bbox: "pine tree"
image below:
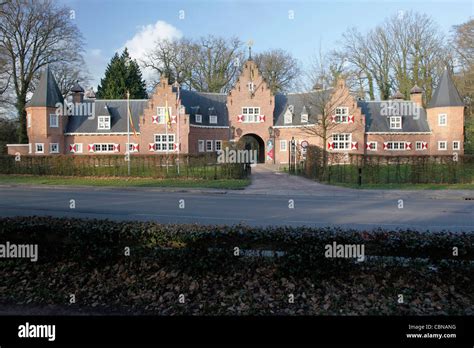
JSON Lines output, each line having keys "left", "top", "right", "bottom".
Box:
{"left": 96, "top": 48, "right": 147, "bottom": 99}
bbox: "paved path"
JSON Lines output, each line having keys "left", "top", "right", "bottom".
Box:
{"left": 0, "top": 168, "right": 472, "bottom": 231}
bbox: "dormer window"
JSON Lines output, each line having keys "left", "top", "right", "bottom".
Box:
{"left": 209, "top": 115, "right": 217, "bottom": 124}
{"left": 301, "top": 113, "right": 308, "bottom": 123}
{"left": 195, "top": 114, "right": 202, "bottom": 123}
{"left": 335, "top": 107, "right": 348, "bottom": 123}
{"left": 284, "top": 105, "right": 294, "bottom": 124}
{"left": 98, "top": 116, "right": 110, "bottom": 130}
{"left": 389, "top": 116, "right": 402, "bottom": 129}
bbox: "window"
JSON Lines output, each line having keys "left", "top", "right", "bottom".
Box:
{"left": 27, "top": 114, "right": 31, "bottom": 128}
{"left": 415, "top": 141, "right": 423, "bottom": 151}
{"left": 438, "top": 114, "right": 447, "bottom": 126}
{"left": 195, "top": 114, "right": 202, "bottom": 123}
{"left": 280, "top": 140, "right": 287, "bottom": 151}
{"left": 209, "top": 115, "right": 217, "bottom": 124}
{"left": 301, "top": 113, "right": 308, "bottom": 123}
{"left": 332, "top": 133, "right": 351, "bottom": 150}
{"left": 198, "top": 140, "right": 205, "bottom": 152}
{"left": 94, "top": 144, "right": 115, "bottom": 152}
{"left": 35, "top": 143, "right": 44, "bottom": 154}
{"left": 284, "top": 107, "right": 293, "bottom": 124}
{"left": 335, "top": 107, "right": 349, "bottom": 123}
{"left": 215, "top": 140, "right": 222, "bottom": 151}
{"left": 453, "top": 141, "right": 460, "bottom": 150}
{"left": 154, "top": 134, "right": 175, "bottom": 152}
{"left": 74, "top": 143, "right": 83, "bottom": 153}
{"left": 49, "top": 143, "right": 59, "bottom": 153}
{"left": 242, "top": 107, "right": 260, "bottom": 123}
{"left": 206, "top": 140, "right": 213, "bottom": 152}
{"left": 438, "top": 141, "right": 447, "bottom": 151}
{"left": 386, "top": 141, "right": 406, "bottom": 151}
{"left": 247, "top": 82, "right": 255, "bottom": 92}
{"left": 98, "top": 116, "right": 110, "bottom": 130}
{"left": 127, "top": 143, "right": 139, "bottom": 153}
{"left": 49, "top": 114, "right": 59, "bottom": 128}
{"left": 367, "top": 142, "right": 377, "bottom": 151}
{"left": 389, "top": 116, "right": 402, "bottom": 129}
{"left": 157, "top": 107, "right": 172, "bottom": 124}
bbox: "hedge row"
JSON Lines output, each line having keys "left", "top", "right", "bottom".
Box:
{"left": 0, "top": 217, "right": 472, "bottom": 277}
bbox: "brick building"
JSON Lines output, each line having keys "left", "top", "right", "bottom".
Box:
{"left": 7, "top": 59, "right": 465, "bottom": 164}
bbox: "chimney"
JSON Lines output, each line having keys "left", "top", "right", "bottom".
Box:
{"left": 410, "top": 85, "right": 423, "bottom": 106}
{"left": 71, "top": 81, "right": 84, "bottom": 103}
{"left": 391, "top": 91, "right": 404, "bottom": 100}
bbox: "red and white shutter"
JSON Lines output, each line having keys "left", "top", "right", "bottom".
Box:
{"left": 152, "top": 115, "right": 159, "bottom": 124}
{"left": 351, "top": 141, "right": 358, "bottom": 150}
{"left": 259, "top": 114, "right": 265, "bottom": 122}
{"left": 330, "top": 115, "right": 337, "bottom": 123}
{"left": 327, "top": 141, "right": 334, "bottom": 150}
{"left": 113, "top": 144, "right": 120, "bottom": 152}
{"left": 88, "top": 144, "right": 95, "bottom": 153}
{"left": 422, "top": 142, "right": 428, "bottom": 150}
{"left": 237, "top": 114, "right": 243, "bottom": 123}
{"left": 174, "top": 143, "right": 180, "bottom": 151}
{"left": 148, "top": 143, "right": 156, "bottom": 152}
{"left": 365, "top": 142, "right": 371, "bottom": 150}
{"left": 348, "top": 115, "right": 355, "bottom": 123}
{"left": 171, "top": 115, "right": 177, "bottom": 124}
{"left": 69, "top": 144, "right": 76, "bottom": 153}
{"left": 405, "top": 142, "right": 412, "bottom": 150}
{"left": 383, "top": 142, "right": 388, "bottom": 150}
{"left": 132, "top": 144, "right": 139, "bottom": 152}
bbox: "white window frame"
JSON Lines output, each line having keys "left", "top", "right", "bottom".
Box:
{"left": 126, "top": 143, "right": 139, "bottom": 153}
{"left": 284, "top": 109, "right": 293, "bottom": 124}
{"left": 280, "top": 140, "right": 287, "bottom": 151}
{"left": 438, "top": 141, "right": 447, "bottom": 151}
{"left": 215, "top": 140, "right": 222, "bottom": 151}
{"left": 389, "top": 116, "right": 402, "bottom": 129}
{"left": 27, "top": 114, "right": 31, "bottom": 128}
{"left": 98, "top": 116, "right": 111, "bottom": 130}
{"left": 209, "top": 115, "right": 217, "bottom": 124}
{"left": 332, "top": 133, "right": 352, "bottom": 150}
{"left": 386, "top": 141, "right": 407, "bottom": 151}
{"left": 206, "top": 140, "right": 213, "bottom": 152}
{"left": 335, "top": 107, "right": 349, "bottom": 123}
{"left": 49, "top": 114, "right": 59, "bottom": 128}
{"left": 157, "top": 107, "right": 172, "bottom": 124}
{"left": 301, "top": 113, "right": 308, "bottom": 123}
{"left": 49, "top": 143, "right": 59, "bottom": 154}
{"left": 415, "top": 141, "right": 423, "bottom": 151}
{"left": 438, "top": 113, "right": 447, "bottom": 126}
{"left": 75, "top": 143, "right": 83, "bottom": 154}
{"left": 35, "top": 143, "right": 44, "bottom": 154}
{"left": 94, "top": 143, "right": 115, "bottom": 153}
{"left": 198, "top": 140, "right": 205, "bottom": 152}
{"left": 242, "top": 107, "right": 261, "bottom": 123}
{"left": 195, "top": 114, "right": 202, "bottom": 123}
{"left": 453, "top": 141, "right": 460, "bottom": 151}
{"left": 367, "top": 141, "right": 377, "bottom": 151}
{"left": 154, "top": 134, "right": 175, "bottom": 152}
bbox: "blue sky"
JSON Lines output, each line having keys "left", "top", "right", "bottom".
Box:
{"left": 60, "top": 0, "right": 473, "bottom": 88}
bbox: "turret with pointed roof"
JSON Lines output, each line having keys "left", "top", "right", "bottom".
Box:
{"left": 428, "top": 69, "right": 464, "bottom": 108}
{"left": 28, "top": 66, "right": 64, "bottom": 108}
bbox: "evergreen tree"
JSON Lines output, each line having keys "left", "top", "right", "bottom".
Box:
{"left": 96, "top": 48, "right": 147, "bottom": 99}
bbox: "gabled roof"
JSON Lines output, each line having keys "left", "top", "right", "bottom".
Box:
{"left": 28, "top": 66, "right": 64, "bottom": 108}
{"left": 358, "top": 101, "right": 430, "bottom": 133}
{"left": 65, "top": 99, "right": 148, "bottom": 133}
{"left": 180, "top": 90, "right": 228, "bottom": 126}
{"left": 428, "top": 69, "right": 464, "bottom": 108}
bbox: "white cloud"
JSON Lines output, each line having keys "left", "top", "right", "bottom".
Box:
{"left": 121, "top": 21, "right": 182, "bottom": 81}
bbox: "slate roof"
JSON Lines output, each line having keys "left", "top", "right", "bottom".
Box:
{"left": 358, "top": 101, "right": 431, "bottom": 133}
{"left": 71, "top": 81, "right": 85, "bottom": 93}
{"left": 180, "top": 90, "right": 229, "bottom": 126}
{"left": 27, "top": 66, "right": 64, "bottom": 108}
{"left": 428, "top": 69, "right": 464, "bottom": 108}
{"left": 274, "top": 90, "right": 331, "bottom": 126}
{"left": 65, "top": 100, "right": 148, "bottom": 133}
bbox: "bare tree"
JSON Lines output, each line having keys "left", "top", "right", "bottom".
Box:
{"left": 0, "top": 0, "right": 85, "bottom": 143}
{"left": 253, "top": 49, "right": 300, "bottom": 93}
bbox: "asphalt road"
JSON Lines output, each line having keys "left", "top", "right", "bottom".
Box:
{"left": 0, "top": 185, "right": 472, "bottom": 232}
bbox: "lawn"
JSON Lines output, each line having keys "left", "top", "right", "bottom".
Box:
{"left": 0, "top": 174, "right": 250, "bottom": 190}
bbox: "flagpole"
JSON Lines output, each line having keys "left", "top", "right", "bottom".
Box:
{"left": 176, "top": 84, "right": 180, "bottom": 176}
{"left": 127, "top": 90, "right": 130, "bottom": 176}
{"left": 165, "top": 97, "right": 169, "bottom": 173}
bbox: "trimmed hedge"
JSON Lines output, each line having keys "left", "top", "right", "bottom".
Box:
{"left": 0, "top": 217, "right": 472, "bottom": 277}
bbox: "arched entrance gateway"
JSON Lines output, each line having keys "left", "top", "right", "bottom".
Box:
{"left": 238, "top": 134, "right": 265, "bottom": 164}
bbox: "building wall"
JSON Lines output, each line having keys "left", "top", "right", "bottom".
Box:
{"left": 427, "top": 106, "right": 464, "bottom": 155}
